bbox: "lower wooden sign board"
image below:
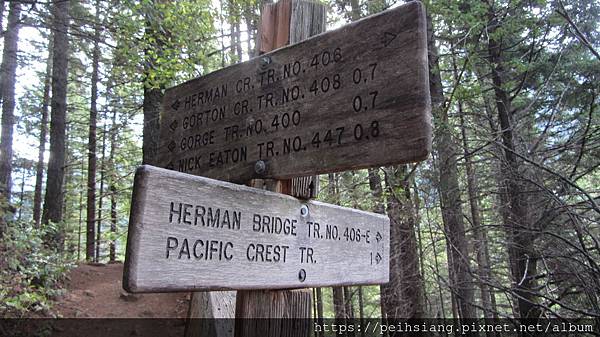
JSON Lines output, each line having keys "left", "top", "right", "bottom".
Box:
{"left": 123, "top": 165, "right": 389, "bottom": 292}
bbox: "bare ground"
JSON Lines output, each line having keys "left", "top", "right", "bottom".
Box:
{"left": 14, "top": 262, "right": 194, "bottom": 337}
{"left": 53, "top": 262, "right": 189, "bottom": 318}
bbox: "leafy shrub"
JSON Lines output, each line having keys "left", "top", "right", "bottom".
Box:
{"left": 0, "top": 220, "right": 74, "bottom": 317}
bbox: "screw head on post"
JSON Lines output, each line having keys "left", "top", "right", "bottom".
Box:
{"left": 300, "top": 205, "right": 309, "bottom": 217}
{"left": 260, "top": 56, "right": 272, "bottom": 66}
{"left": 254, "top": 160, "right": 266, "bottom": 175}
{"left": 298, "top": 269, "right": 306, "bottom": 282}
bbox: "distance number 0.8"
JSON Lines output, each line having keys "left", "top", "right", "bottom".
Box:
{"left": 354, "top": 121, "right": 380, "bottom": 141}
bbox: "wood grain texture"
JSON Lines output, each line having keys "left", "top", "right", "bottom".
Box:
{"left": 286, "top": 0, "right": 325, "bottom": 200}
{"left": 123, "top": 165, "right": 389, "bottom": 293}
{"left": 234, "top": 289, "right": 311, "bottom": 337}
{"left": 185, "top": 291, "right": 236, "bottom": 337}
{"left": 259, "top": 0, "right": 292, "bottom": 54}
{"left": 157, "top": 1, "right": 431, "bottom": 183}
{"left": 235, "top": 4, "right": 322, "bottom": 335}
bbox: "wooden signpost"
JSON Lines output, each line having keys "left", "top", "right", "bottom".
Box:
{"left": 124, "top": 165, "right": 389, "bottom": 292}
{"left": 123, "top": 1, "right": 431, "bottom": 336}
{"left": 157, "top": 1, "right": 430, "bottom": 183}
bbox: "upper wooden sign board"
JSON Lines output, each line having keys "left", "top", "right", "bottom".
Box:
{"left": 123, "top": 165, "right": 389, "bottom": 292}
{"left": 158, "top": 1, "right": 431, "bottom": 182}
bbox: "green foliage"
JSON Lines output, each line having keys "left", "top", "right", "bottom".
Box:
{"left": 113, "top": 0, "right": 218, "bottom": 89}
{"left": 0, "top": 221, "right": 74, "bottom": 317}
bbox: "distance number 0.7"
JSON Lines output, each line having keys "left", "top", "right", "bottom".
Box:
{"left": 352, "top": 63, "right": 378, "bottom": 84}
{"left": 353, "top": 91, "right": 378, "bottom": 112}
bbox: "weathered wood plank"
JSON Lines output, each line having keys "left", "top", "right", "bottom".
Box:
{"left": 185, "top": 291, "right": 236, "bottom": 337}
{"left": 158, "top": 1, "right": 431, "bottom": 183}
{"left": 235, "top": 289, "right": 311, "bottom": 337}
{"left": 123, "top": 165, "right": 389, "bottom": 292}
{"left": 235, "top": 3, "right": 322, "bottom": 336}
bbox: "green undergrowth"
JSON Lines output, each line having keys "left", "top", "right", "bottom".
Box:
{"left": 0, "top": 219, "right": 74, "bottom": 317}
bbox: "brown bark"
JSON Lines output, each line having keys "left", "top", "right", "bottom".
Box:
{"left": 358, "top": 286, "right": 365, "bottom": 337}
{"left": 42, "top": 0, "right": 70, "bottom": 244}
{"left": 343, "top": 286, "right": 355, "bottom": 320}
{"left": 315, "top": 287, "right": 324, "bottom": 337}
{"left": 0, "top": 1, "right": 5, "bottom": 38}
{"left": 86, "top": 2, "right": 101, "bottom": 261}
{"left": 368, "top": 168, "right": 385, "bottom": 214}
{"left": 16, "top": 168, "right": 25, "bottom": 221}
{"left": 486, "top": 4, "right": 540, "bottom": 320}
{"left": 426, "top": 6, "right": 477, "bottom": 320}
{"left": 381, "top": 165, "right": 424, "bottom": 319}
{"left": 327, "top": 172, "right": 346, "bottom": 324}
{"left": 458, "top": 104, "right": 500, "bottom": 335}
{"left": 142, "top": 0, "right": 165, "bottom": 166}
{"left": 96, "top": 122, "right": 107, "bottom": 261}
{"left": 109, "top": 108, "right": 118, "bottom": 262}
{"left": 77, "top": 160, "right": 84, "bottom": 260}
{"left": 0, "top": 1, "right": 22, "bottom": 206}
{"left": 367, "top": 168, "right": 388, "bottom": 331}
{"left": 332, "top": 286, "right": 346, "bottom": 324}
{"left": 142, "top": 87, "right": 162, "bottom": 166}
{"left": 33, "top": 39, "right": 53, "bottom": 228}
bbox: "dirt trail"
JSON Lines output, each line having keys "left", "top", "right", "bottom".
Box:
{"left": 53, "top": 262, "right": 189, "bottom": 318}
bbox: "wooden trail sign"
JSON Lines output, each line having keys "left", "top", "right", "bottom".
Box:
{"left": 158, "top": 1, "right": 431, "bottom": 183}
{"left": 123, "top": 165, "right": 389, "bottom": 293}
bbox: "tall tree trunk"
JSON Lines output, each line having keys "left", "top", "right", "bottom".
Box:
{"left": 357, "top": 286, "right": 365, "bottom": 337}
{"left": 458, "top": 98, "right": 495, "bottom": 312}
{"left": 381, "top": 165, "right": 425, "bottom": 319}
{"left": 427, "top": 9, "right": 477, "bottom": 321}
{"left": 368, "top": 168, "right": 388, "bottom": 332}
{"left": 96, "top": 122, "right": 107, "bottom": 262}
{"left": 109, "top": 107, "right": 118, "bottom": 262}
{"left": 485, "top": 3, "right": 539, "bottom": 320}
{"left": 77, "top": 160, "right": 84, "bottom": 260}
{"left": 142, "top": 0, "right": 165, "bottom": 166}
{"left": 332, "top": 287, "right": 346, "bottom": 326}
{"left": 0, "top": 1, "right": 5, "bottom": 40}
{"left": 17, "top": 168, "right": 25, "bottom": 221}
{"left": 62, "top": 126, "right": 74, "bottom": 252}
{"left": 343, "top": 286, "right": 355, "bottom": 320}
{"left": 0, "top": 1, "right": 22, "bottom": 208}
{"left": 328, "top": 173, "right": 346, "bottom": 324}
{"left": 142, "top": 87, "right": 162, "bottom": 165}
{"left": 33, "top": 40, "right": 53, "bottom": 228}
{"left": 458, "top": 102, "right": 500, "bottom": 335}
{"left": 42, "top": 0, "right": 70, "bottom": 247}
{"left": 425, "top": 204, "right": 447, "bottom": 317}
{"left": 243, "top": 6, "right": 256, "bottom": 59}
{"left": 315, "top": 287, "right": 324, "bottom": 337}
{"left": 368, "top": 168, "right": 385, "bottom": 214}
{"left": 86, "top": 2, "right": 101, "bottom": 261}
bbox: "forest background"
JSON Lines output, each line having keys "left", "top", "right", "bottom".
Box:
{"left": 0, "top": 0, "right": 599, "bottom": 327}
